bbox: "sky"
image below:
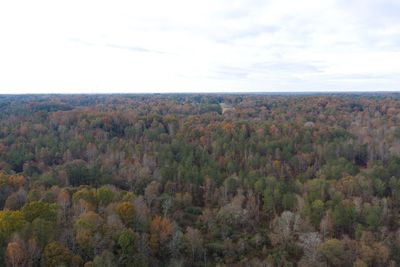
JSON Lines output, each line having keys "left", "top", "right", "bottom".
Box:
{"left": 0, "top": 0, "right": 399, "bottom": 93}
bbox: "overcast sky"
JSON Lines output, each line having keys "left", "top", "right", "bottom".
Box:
{"left": 0, "top": 0, "right": 399, "bottom": 93}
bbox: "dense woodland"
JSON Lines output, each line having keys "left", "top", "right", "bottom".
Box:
{"left": 2, "top": 93, "right": 400, "bottom": 266}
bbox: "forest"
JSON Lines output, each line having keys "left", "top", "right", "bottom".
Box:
{"left": 1, "top": 93, "right": 400, "bottom": 266}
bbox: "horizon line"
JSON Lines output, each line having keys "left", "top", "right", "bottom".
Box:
{"left": 1, "top": 90, "right": 400, "bottom": 96}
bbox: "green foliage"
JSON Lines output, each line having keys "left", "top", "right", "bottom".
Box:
{"left": 42, "top": 241, "right": 78, "bottom": 267}
{"left": 96, "top": 186, "right": 116, "bottom": 207}
{"left": 389, "top": 176, "right": 400, "bottom": 206}
{"left": 307, "top": 199, "right": 325, "bottom": 228}
{"left": 320, "top": 158, "right": 358, "bottom": 180}
{"left": 305, "top": 178, "right": 328, "bottom": 203}
{"left": 282, "top": 193, "right": 297, "bottom": 211}
{"left": 72, "top": 187, "right": 96, "bottom": 205}
{"left": 6, "top": 145, "right": 34, "bottom": 172}
{"left": 364, "top": 203, "right": 382, "bottom": 230}
{"left": 332, "top": 201, "right": 357, "bottom": 236}
{"left": 66, "top": 162, "right": 93, "bottom": 186}
{"left": 0, "top": 210, "right": 26, "bottom": 241}
{"left": 31, "top": 218, "right": 57, "bottom": 247}
{"left": 118, "top": 229, "right": 136, "bottom": 254}
{"left": 21, "top": 201, "right": 58, "bottom": 223}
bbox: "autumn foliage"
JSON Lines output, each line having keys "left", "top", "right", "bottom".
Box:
{"left": 1, "top": 94, "right": 400, "bottom": 266}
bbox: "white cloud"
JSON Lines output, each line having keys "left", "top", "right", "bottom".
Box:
{"left": 0, "top": 0, "right": 399, "bottom": 93}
